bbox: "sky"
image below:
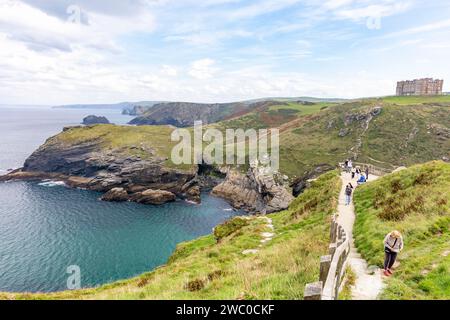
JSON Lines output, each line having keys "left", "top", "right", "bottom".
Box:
{"left": 0, "top": 0, "right": 449, "bottom": 105}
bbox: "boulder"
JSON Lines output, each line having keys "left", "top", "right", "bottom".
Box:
{"left": 371, "top": 106, "right": 382, "bottom": 116}
{"left": 338, "top": 128, "right": 349, "bottom": 137}
{"left": 212, "top": 162, "right": 294, "bottom": 214}
{"left": 101, "top": 188, "right": 129, "bottom": 202}
{"left": 185, "top": 185, "right": 201, "bottom": 203}
{"left": 130, "top": 189, "right": 176, "bottom": 205}
{"left": 82, "top": 115, "right": 110, "bottom": 125}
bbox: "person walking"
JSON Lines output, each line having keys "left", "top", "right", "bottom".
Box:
{"left": 365, "top": 166, "right": 369, "bottom": 180}
{"left": 348, "top": 160, "right": 353, "bottom": 174}
{"left": 383, "top": 230, "right": 404, "bottom": 276}
{"left": 345, "top": 183, "right": 353, "bottom": 205}
{"left": 355, "top": 167, "right": 361, "bottom": 180}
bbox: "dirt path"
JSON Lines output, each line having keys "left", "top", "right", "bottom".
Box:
{"left": 337, "top": 172, "right": 385, "bottom": 300}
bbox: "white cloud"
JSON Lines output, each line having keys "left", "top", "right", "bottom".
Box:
{"left": 0, "top": 0, "right": 155, "bottom": 53}
{"left": 0, "top": 0, "right": 449, "bottom": 104}
{"left": 161, "top": 65, "right": 178, "bottom": 77}
{"left": 383, "top": 18, "right": 450, "bottom": 38}
{"left": 164, "top": 29, "right": 253, "bottom": 46}
{"left": 334, "top": 1, "right": 412, "bottom": 21}
{"left": 229, "top": 0, "right": 302, "bottom": 19}
{"left": 188, "top": 59, "right": 218, "bottom": 80}
{"left": 323, "top": 0, "right": 355, "bottom": 10}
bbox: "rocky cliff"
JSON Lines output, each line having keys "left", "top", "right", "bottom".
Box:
{"left": 212, "top": 163, "right": 294, "bottom": 214}
{"left": 129, "top": 100, "right": 284, "bottom": 127}
{"left": 1, "top": 125, "right": 201, "bottom": 205}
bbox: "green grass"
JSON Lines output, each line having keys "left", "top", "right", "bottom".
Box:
{"left": 380, "top": 95, "right": 450, "bottom": 106}
{"left": 53, "top": 124, "right": 194, "bottom": 170}
{"left": 338, "top": 266, "right": 356, "bottom": 300}
{"left": 2, "top": 171, "right": 341, "bottom": 300}
{"left": 268, "top": 102, "right": 335, "bottom": 115}
{"left": 215, "top": 102, "right": 333, "bottom": 131}
{"left": 353, "top": 161, "right": 450, "bottom": 300}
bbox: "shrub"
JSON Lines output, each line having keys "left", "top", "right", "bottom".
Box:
{"left": 390, "top": 179, "right": 403, "bottom": 193}
{"left": 207, "top": 270, "right": 225, "bottom": 281}
{"left": 184, "top": 279, "right": 206, "bottom": 292}
{"left": 213, "top": 217, "right": 249, "bottom": 242}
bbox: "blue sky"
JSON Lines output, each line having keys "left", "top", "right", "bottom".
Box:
{"left": 0, "top": 0, "right": 449, "bottom": 104}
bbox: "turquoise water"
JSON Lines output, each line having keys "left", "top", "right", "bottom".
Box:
{"left": 0, "top": 106, "right": 241, "bottom": 293}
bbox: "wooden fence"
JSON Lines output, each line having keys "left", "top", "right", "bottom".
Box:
{"left": 304, "top": 215, "right": 350, "bottom": 300}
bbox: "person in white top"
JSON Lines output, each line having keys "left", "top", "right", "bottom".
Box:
{"left": 347, "top": 160, "right": 353, "bottom": 173}
{"left": 383, "top": 230, "right": 404, "bottom": 276}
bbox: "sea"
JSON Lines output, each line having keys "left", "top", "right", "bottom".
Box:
{"left": 0, "top": 106, "right": 241, "bottom": 293}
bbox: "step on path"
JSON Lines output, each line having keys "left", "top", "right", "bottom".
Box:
{"left": 337, "top": 172, "right": 385, "bottom": 300}
{"left": 242, "top": 216, "right": 274, "bottom": 255}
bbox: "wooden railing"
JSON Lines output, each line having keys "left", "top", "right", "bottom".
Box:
{"left": 304, "top": 214, "right": 350, "bottom": 300}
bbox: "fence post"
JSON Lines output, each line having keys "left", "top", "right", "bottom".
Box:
{"left": 319, "top": 255, "right": 332, "bottom": 285}
{"left": 329, "top": 243, "right": 337, "bottom": 257}
{"left": 304, "top": 282, "right": 323, "bottom": 300}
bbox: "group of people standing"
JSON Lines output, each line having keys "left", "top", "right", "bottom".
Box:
{"left": 343, "top": 160, "right": 370, "bottom": 206}
{"left": 344, "top": 160, "right": 369, "bottom": 185}
{"left": 342, "top": 160, "right": 404, "bottom": 277}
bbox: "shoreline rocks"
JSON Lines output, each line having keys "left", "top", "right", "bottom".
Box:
{"left": 212, "top": 163, "right": 294, "bottom": 214}
{"left": 101, "top": 187, "right": 129, "bottom": 202}
{"left": 129, "top": 189, "right": 176, "bottom": 205}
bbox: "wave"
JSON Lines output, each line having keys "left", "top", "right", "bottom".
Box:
{"left": 38, "top": 180, "right": 66, "bottom": 187}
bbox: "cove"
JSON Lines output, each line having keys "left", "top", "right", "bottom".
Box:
{"left": 0, "top": 181, "right": 243, "bottom": 293}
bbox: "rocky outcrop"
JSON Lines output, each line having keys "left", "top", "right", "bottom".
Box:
{"left": 212, "top": 162, "right": 294, "bottom": 214}
{"left": 12, "top": 128, "right": 200, "bottom": 205}
{"left": 82, "top": 115, "right": 110, "bottom": 125}
{"left": 101, "top": 188, "right": 129, "bottom": 202}
{"left": 428, "top": 124, "right": 450, "bottom": 140}
{"left": 129, "top": 189, "right": 176, "bottom": 205}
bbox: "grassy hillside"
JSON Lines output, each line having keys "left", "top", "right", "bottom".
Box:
{"left": 353, "top": 161, "right": 450, "bottom": 300}
{"left": 1, "top": 171, "right": 341, "bottom": 300}
{"left": 276, "top": 98, "right": 450, "bottom": 177}
{"left": 216, "top": 101, "right": 333, "bottom": 130}
{"left": 55, "top": 124, "right": 194, "bottom": 170}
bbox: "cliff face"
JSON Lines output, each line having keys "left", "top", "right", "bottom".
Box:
{"left": 23, "top": 141, "right": 199, "bottom": 205}
{"left": 128, "top": 100, "right": 284, "bottom": 127}
{"left": 1, "top": 125, "right": 200, "bottom": 205}
{"left": 212, "top": 164, "right": 294, "bottom": 214}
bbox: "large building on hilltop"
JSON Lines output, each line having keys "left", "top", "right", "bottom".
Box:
{"left": 396, "top": 78, "right": 444, "bottom": 96}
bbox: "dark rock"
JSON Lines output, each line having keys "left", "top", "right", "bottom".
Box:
{"left": 212, "top": 164, "right": 294, "bottom": 214}
{"left": 371, "top": 106, "right": 382, "bottom": 116}
{"left": 130, "top": 189, "right": 176, "bottom": 205}
{"left": 82, "top": 115, "right": 110, "bottom": 125}
{"left": 101, "top": 188, "right": 128, "bottom": 202}
{"left": 185, "top": 185, "right": 201, "bottom": 203}
{"left": 290, "top": 164, "right": 335, "bottom": 197}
